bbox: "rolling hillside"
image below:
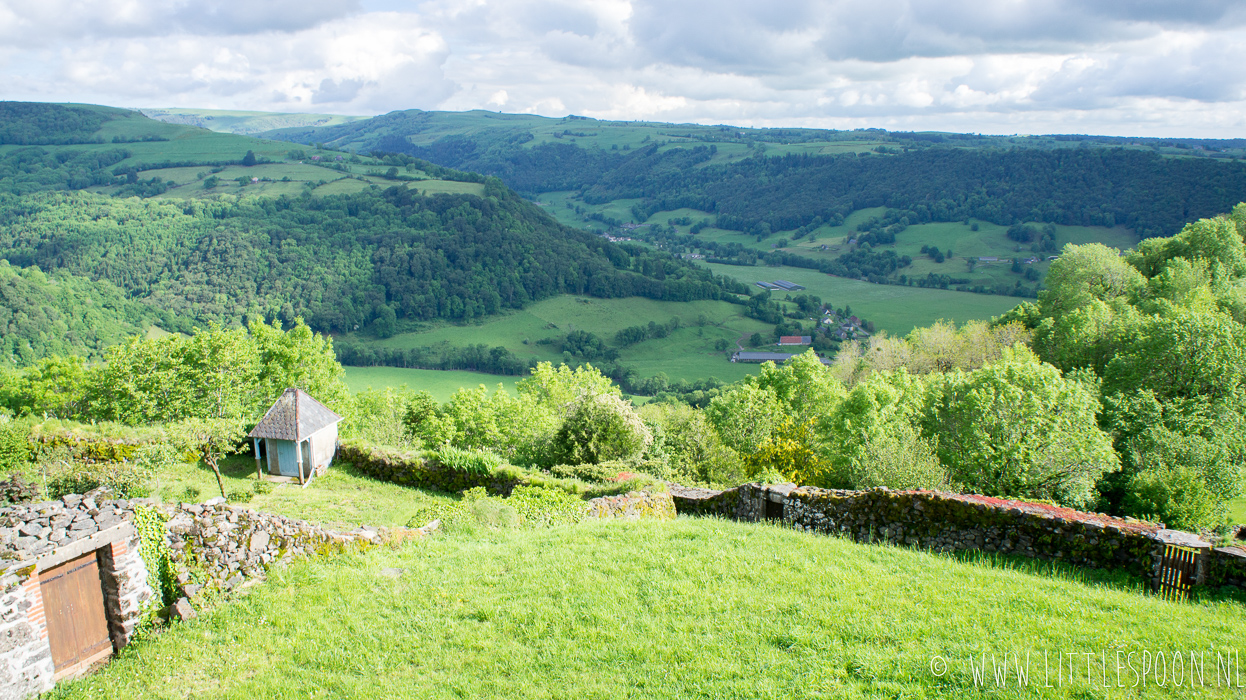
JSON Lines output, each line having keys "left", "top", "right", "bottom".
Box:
{"left": 258, "top": 107, "right": 1246, "bottom": 299}
{"left": 0, "top": 103, "right": 743, "bottom": 382}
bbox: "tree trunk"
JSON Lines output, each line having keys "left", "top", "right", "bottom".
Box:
{"left": 208, "top": 458, "right": 227, "bottom": 499}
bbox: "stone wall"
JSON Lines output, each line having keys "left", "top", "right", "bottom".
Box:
{"left": 671, "top": 483, "right": 1220, "bottom": 588}
{"left": 0, "top": 564, "right": 51, "bottom": 700}
{"left": 584, "top": 490, "right": 677, "bottom": 521}
{"left": 159, "top": 499, "right": 430, "bottom": 606}
{"left": 1207, "top": 546, "right": 1246, "bottom": 592}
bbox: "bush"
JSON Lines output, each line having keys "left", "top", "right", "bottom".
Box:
{"left": 405, "top": 485, "right": 586, "bottom": 530}
{"left": 0, "top": 417, "right": 31, "bottom": 473}
{"left": 435, "top": 446, "right": 503, "bottom": 475}
{"left": 45, "top": 459, "right": 152, "bottom": 500}
{"left": 550, "top": 462, "right": 621, "bottom": 482}
{"left": 1123, "top": 465, "right": 1219, "bottom": 531}
{"left": 551, "top": 394, "right": 651, "bottom": 466}
{"left": 0, "top": 474, "right": 39, "bottom": 506}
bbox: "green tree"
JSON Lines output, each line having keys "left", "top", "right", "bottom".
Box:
{"left": 516, "top": 362, "right": 619, "bottom": 412}
{"left": 824, "top": 369, "right": 945, "bottom": 491}
{"left": 170, "top": 418, "right": 246, "bottom": 499}
{"left": 551, "top": 393, "right": 650, "bottom": 465}
{"left": 925, "top": 349, "right": 1118, "bottom": 508}
{"left": 242, "top": 150, "right": 257, "bottom": 167}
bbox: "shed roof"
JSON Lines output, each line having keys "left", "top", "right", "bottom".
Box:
{"left": 248, "top": 388, "right": 342, "bottom": 441}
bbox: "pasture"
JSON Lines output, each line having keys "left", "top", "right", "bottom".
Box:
{"left": 338, "top": 295, "right": 775, "bottom": 393}
{"left": 703, "top": 262, "right": 1022, "bottom": 334}
{"left": 55, "top": 516, "right": 1246, "bottom": 699}
{"left": 343, "top": 366, "right": 521, "bottom": 401}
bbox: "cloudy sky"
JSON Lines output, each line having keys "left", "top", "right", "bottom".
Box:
{"left": 3, "top": 0, "right": 1245, "bottom": 136}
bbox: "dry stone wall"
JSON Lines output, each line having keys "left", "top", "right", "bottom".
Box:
{"left": 670, "top": 483, "right": 1246, "bottom": 593}
{"left": 336, "top": 443, "right": 522, "bottom": 495}
{"left": 584, "top": 490, "right": 676, "bottom": 520}
{"left": 160, "top": 499, "right": 430, "bottom": 603}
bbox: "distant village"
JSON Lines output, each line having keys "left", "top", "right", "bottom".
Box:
{"left": 731, "top": 280, "right": 871, "bottom": 365}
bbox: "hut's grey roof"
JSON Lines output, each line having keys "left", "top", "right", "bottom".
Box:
{"left": 248, "top": 388, "right": 342, "bottom": 441}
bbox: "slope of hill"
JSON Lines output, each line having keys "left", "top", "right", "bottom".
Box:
{"left": 0, "top": 260, "right": 169, "bottom": 367}
{"left": 0, "top": 103, "right": 747, "bottom": 374}
{"left": 263, "top": 108, "right": 1246, "bottom": 298}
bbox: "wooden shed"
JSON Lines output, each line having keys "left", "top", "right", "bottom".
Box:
{"left": 248, "top": 388, "right": 343, "bottom": 485}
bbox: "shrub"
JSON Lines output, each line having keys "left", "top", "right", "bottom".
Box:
{"left": 1123, "top": 465, "right": 1219, "bottom": 531}
{"left": 0, "top": 416, "right": 31, "bottom": 473}
{"left": 435, "top": 446, "right": 503, "bottom": 475}
{"left": 550, "top": 462, "right": 620, "bottom": 482}
{"left": 45, "top": 459, "right": 152, "bottom": 500}
{"left": 0, "top": 474, "right": 39, "bottom": 506}
{"left": 551, "top": 393, "right": 651, "bottom": 466}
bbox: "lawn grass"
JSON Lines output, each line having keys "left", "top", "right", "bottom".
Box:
{"left": 54, "top": 517, "right": 1246, "bottom": 699}
{"left": 343, "top": 366, "right": 522, "bottom": 401}
{"left": 704, "top": 263, "right": 1021, "bottom": 334}
{"left": 146, "top": 455, "right": 454, "bottom": 529}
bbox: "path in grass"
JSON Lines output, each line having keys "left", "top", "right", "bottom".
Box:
{"left": 57, "top": 518, "right": 1246, "bottom": 699}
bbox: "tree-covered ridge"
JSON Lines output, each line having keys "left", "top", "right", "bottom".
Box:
{"left": 384, "top": 141, "right": 1246, "bottom": 240}
{"left": 0, "top": 261, "right": 169, "bottom": 367}
{"left": 268, "top": 108, "right": 1246, "bottom": 241}
{"left": 0, "top": 102, "right": 117, "bottom": 145}
{"left": 0, "top": 185, "right": 738, "bottom": 342}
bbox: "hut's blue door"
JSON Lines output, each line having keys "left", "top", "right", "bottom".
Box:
{"left": 268, "top": 439, "right": 300, "bottom": 477}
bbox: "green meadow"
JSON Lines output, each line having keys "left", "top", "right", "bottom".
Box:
{"left": 343, "top": 366, "right": 521, "bottom": 401}
{"left": 343, "top": 295, "right": 772, "bottom": 387}
{"left": 55, "top": 517, "right": 1246, "bottom": 699}
{"left": 703, "top": 263, "right": 1022, "bottom": 334}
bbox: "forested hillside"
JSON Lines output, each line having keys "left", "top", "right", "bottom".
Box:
{"left": 265, "top": 109, "right": 1246, "bottom": 240}
{"left": 0, "top": 261, "right": 169, "bottom": 366}
{"left": 0, "top": 103, "right": 743, "bottom": 368}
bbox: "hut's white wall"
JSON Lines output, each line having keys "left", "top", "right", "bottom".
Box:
{"left": 308, "top": 424, "right": 338, "bottom": 472}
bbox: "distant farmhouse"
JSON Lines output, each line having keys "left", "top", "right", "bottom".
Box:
{"left": 778, "top": 335, "right": 812, "bottom": 346}
{"left": 731, "top": 351, "right": 832, "bottom": 366}
{"left": 754, "top": 280, "right": 806, "bottom": 291}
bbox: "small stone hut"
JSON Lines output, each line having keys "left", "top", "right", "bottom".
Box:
{"left": 248, "top": 388, "right": 342, "bottom": 485}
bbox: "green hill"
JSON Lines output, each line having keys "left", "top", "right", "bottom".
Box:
{"left": 0, "top": 103, "right": 745, "bottom": 378}
{"left": 140, "top": 107, "right": 368, "bottom": 135}
{"left": 0, "top": 260, "right": 170, "bottom": 367}
{"left": 263, "top": 108, "right": 1246, "bottom": 298}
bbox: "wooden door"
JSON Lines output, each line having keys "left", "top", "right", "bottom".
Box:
{"left": 39, "top": 551, "right": 113, "bottom": 679}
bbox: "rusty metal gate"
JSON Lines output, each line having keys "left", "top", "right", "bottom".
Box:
{"left": 1157, "top": 544, "right": 1199, "bottom": 601}
{"left": 39, "top": 551, "right": 113, "bottom": 679}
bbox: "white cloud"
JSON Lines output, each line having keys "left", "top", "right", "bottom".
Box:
{"left": 4, "top": 0, "right": 1246, "bottom": 136}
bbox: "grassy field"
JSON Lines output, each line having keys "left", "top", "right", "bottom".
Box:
{"left": 344, "top": 295, "right": 773, "bottom": 387}
{"left": 343, "top": 366, "right": 522, "bottom": 400}
{"left": 704, "top": 263, "right": 1021, "bottom": 335}
{"left": 143, "top": 455, "right": 454, "bottom": 529}
{"left": 55, "top": 516, "right": 1246, "bottom": 699}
